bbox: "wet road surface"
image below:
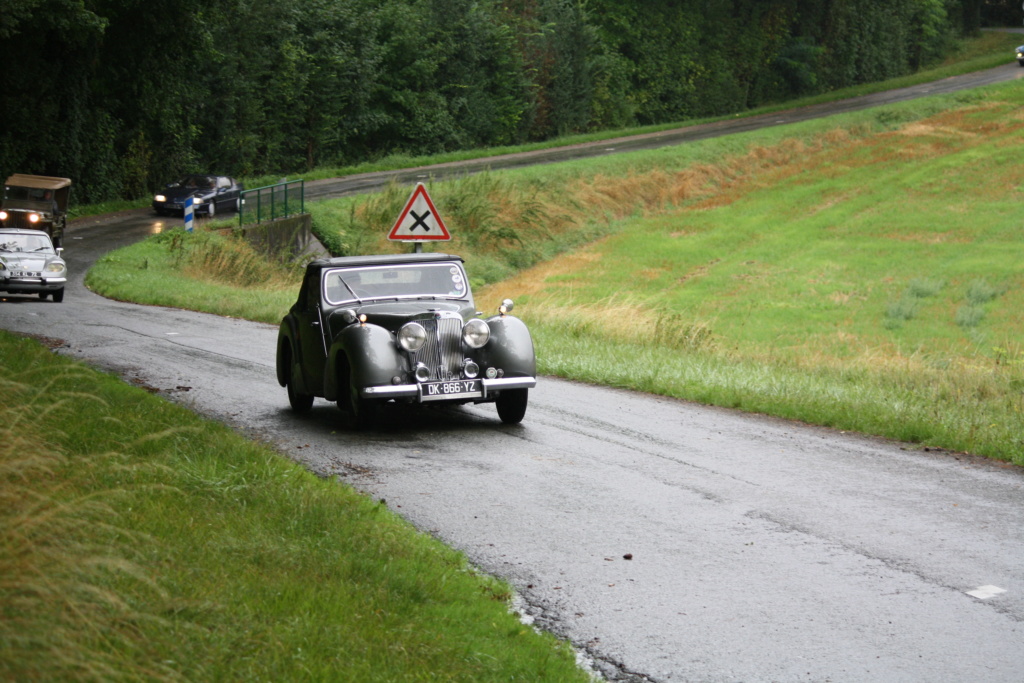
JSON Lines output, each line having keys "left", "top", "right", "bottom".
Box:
{"left": 3, "top": 61, "right": 1024, "bottom": 681}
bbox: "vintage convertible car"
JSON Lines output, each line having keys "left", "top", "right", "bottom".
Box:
{"left": 276, "top": 252, "right": 536, "bottom": 428}
{"left": 0, "top": 228, "right": 67, "bottom": 302}
{"left": 152, "top": 174, "right": 243, "bottom": 217}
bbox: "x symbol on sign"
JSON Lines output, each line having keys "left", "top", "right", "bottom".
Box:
{"left": 409, "top": 210, "right": 432, "bottom": 232}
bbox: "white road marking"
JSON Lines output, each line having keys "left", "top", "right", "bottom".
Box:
{"left": 966, "top": 585, "right": 1007, "bottom": 600}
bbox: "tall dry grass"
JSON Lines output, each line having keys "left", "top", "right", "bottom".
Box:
{"left": 0, "top": 369, "right": 176, "bottom": 682}
{"left": 167, "top": 229, "right": 305, "bottom": 289}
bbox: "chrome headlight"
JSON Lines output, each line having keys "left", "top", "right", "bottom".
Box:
{"left": 398, "top": 322, "right": 427, "bottom": 352}
{"left": 462, "top": 318, "right": 490, "bottom": 348}
{"left": 0, "top": 210, "right": 7, "bottom": 220}
{"left": 45, "top": 262, "right": 65, "bottom": 274}
{"left": 154, "top": 194, "right": 166, "bottom": 202}
{"left": 28, "top": 213, "right": 40, "bottom": 224}
{"left": 413, "top": 362, "right": 431, "bottom": 382}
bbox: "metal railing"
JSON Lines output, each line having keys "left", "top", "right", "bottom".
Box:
{"left": 239, "top": 179, "right": 305, "bottom": 225}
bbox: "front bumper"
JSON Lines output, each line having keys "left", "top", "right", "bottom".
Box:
{"left": 0, "top": 276, "right": 66, "bottom": 294}
{"left": 361, "top": 375, "right": 537, "bottom": 401}
{"left": 153, "top": 201, "right": 211, "bottom": 215}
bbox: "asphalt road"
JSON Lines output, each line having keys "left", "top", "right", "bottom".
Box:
{"left": 3, "top": 60, "right": 1024, "bottom": 682}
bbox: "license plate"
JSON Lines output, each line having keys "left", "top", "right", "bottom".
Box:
{"left": 11, "top": 271, "right": 37, "bottom": 277}
{"left": 420, "top": 379, "right": 482, "bottom": 402}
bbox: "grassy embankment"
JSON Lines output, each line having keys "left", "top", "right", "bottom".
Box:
{"left": 88, "top": 79, "right": 1024, "bottom": 466}
{"left": 0, "top": 332, "right": 590, "bottom": 681}
{"left": 69, "top": 31, "right": 1021, "bottom": 219}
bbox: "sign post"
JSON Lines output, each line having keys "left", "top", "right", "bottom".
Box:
{"left": 387, "top": 183, "right": 451, "bottom": 252}
{"left": 184, "top": 197, "right": 194, "bottom": 233}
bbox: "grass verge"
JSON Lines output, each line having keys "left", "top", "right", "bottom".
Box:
{"left": 0, "top": 331, "right": 590, "bottom": 681}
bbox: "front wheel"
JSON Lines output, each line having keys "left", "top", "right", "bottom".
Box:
{"left": 38, "top": 292, "right": 48, "bottom": 300}
{"left": 207, "top": 201, "right": 216, "bottom": 218}
{"left": 348, "top": 385, "right": 380, "bottom": 430}
{"left": 52, "top": 288, "right": 65, "bottom": 303}
{"left": 495, "top": 388, "right": 528, "bottom": 424}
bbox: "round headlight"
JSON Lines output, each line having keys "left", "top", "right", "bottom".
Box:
{"left": 463, "top": 319, "right": 490, "bottom": 348}
{"left": 398, "top": 322, "right": 427, "bottom": 352}
{"left": 0, "top": 210, "right": 8, "bottom": 220}
{"left": 28, "top": 213, "right": 40, "bottom": 223}
{"left": 45, "top": 262, "right": 65, "bottom": 273}
{"left": 414, "top": 363, "right": 431, "bottom": 382}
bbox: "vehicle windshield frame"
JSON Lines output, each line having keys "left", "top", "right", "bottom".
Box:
{"left": 321, "top": 262, "right": 469, "bottom": 306}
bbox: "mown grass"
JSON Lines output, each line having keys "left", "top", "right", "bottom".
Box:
{"left": 67, "top": 32, "right": 1021, "bottom": 221}
{"left": 88, "top": 80, "right": 1024, "bottom": 465}
{"left": 0, "top": 331, "right": 590, "bottom": 681}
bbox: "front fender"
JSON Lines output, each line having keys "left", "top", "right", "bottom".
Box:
{"left": 480, "top": 315, "right": 536, "bottom": 377}
{"left": 324, "top": 323, "right": 405, "bottom": 401}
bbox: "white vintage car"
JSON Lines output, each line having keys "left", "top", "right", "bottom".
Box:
{"left": 0, "top": 228, "right": 67, "bottom": 302}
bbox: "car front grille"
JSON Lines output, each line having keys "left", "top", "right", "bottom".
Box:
{"left": 3, "top": 213, "right": 40, "bottom": 229}
{"left": 417, "top": 316, "right": 463, "bottom": 380}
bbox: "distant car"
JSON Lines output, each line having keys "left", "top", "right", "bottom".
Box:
{"left": 0, "top": 174, "right": 72, "bottom": 248}
{"left": 276, "top": 252, "right": 537, "bottom": 429}
{"left": 1017, "top": 45, "right": 1024, "bottom": 67}
{"left": 0, "top": 228, "right": 67, "bottom": 302}
{"left": 152, "top": 174, "right": 243, "bottom": 217}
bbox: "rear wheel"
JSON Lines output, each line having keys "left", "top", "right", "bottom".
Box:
{"left": 496, "top": 388, "right": 528, "bottom": 424}
{"left": 52, "top": 288, "right": 64, "bottom": 303}
{"left": 287, "top": 361, "right": 314, "bottom": 413}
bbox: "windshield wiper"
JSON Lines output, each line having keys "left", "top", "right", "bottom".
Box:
{"left": 337, "top": 275, "right": 363, "bottom": 303}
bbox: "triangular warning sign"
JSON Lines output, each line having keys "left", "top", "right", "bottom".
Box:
{"left": 388, "top": 183, "right": 451, "bottom": 241}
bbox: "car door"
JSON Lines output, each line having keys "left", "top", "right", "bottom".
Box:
{"left": 295, "top": 270, "right": 329, "bottom": 396}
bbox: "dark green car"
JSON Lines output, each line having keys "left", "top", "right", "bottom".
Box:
{"left": 276, "top": 252, "right": 536, "bottom": 429}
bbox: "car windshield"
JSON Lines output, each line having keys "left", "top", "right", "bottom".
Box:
{"left": 323, "top": 263, "right": 468, "bottom": 305}
{"left": 4, "top": 186, "right": 46, "bottom": 201}
{"left": 0, "top": 233, "right": 55, "bottom": 253}
{"left": 176, "top": 176, "right": 214, "bottom": 189}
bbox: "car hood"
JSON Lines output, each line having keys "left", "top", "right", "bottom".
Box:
{"left": 340, "top": 300, "right": 477, "bottom": 331}
{"left": 161, "top": 186, "right": 214, "bottom": 200}
{"left": 1, "top": 252, "right": 63, "bottom": 270}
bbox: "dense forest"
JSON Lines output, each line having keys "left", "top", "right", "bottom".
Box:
{"left": 0, "top": 0, "right": 1018, "bottom": 203}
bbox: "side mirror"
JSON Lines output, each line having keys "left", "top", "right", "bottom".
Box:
{"left": 499, "top": 298, "right": 514, "bottom": 315}
{"left": 56, "top": 247, "right": 64, "bottom": 256}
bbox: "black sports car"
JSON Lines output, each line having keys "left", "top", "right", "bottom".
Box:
{"left": 152, "top": 175, "right": 243, "bottom": 217}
